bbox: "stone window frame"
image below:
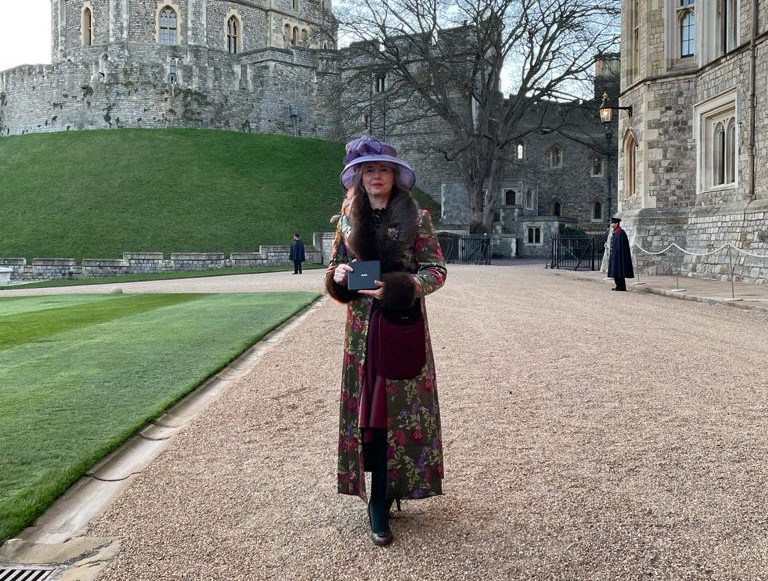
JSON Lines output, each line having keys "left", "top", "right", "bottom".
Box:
{"left": 716, "top": 0, "right": 738, "bottom": 56}
{"left": 698, "top": 0, "right": 739, "bottom": 65}
{"left": 503, "top": 189, "right": 516, "bottom": 206}
{"left": 156, "top": 2, "right": 183, "bottom": 46}
{"left": 590, "top": 154, "right": 604, "bottom": 177}
{"left": 515, "top": 142, "right": 526, "bottom": 160}
{"left": 622, "top": 129, "right": 638, "bottom": 198}
{"left": 626, "top": 0, "right": 640, "bottom": 84}
{"left": 293, "top": 0, "right": 300, "bottom": 12}
{"left": 548, "top": 144, "right": 563, "bottom": 169}
{"left": 225, "top": 10, "right": 243, "bottom": 54}
{"left": 283, "top": 23, "right": 301, "bottom": 47}
{"left": 526, "top": 226, "right": 542, "bottom": 245}
{"left": 591, "top": 199, "right": 603, "bottom": 222}
{"left": 525, "top": 189, "right": 536, "bottom": 210}
{"left": 664, "top": 0, "right": 696, "bottom": 67}
{"left": 551, "top": 198, "right": 562, "bottom": 217}
{"left": 81, "top": 2, "right": 94, "bottom": 48}
{"left": 694, "top": 88, "right": 738, "bottom": 194}
{"left": 679, "top": 1, "right": 695, "bottom": 58}
{"left": 168, "top": 57, "right": 179, "bottom": 84}
{"left": 374, "top": 73, "right": 386, "bottom": 93}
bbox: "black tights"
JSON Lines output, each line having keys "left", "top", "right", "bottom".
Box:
{"left": 363, "top": 429, "right": 389, "bottom": 532}
{"left": 363, "top": 429, "right": 388, "bottom": 501}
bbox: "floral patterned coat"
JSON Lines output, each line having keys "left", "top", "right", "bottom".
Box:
{"left": 326, "top": 198, "right": 447, "bottom": 502}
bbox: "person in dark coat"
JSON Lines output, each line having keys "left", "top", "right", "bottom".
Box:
{"left": 608, "top": 217, "right": 634, "bottom": 291}
{"left": 289, "top": 233, "right": 305, "bottom": 274}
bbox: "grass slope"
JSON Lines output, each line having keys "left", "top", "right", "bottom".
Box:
{"left": 0, "top": 292, "right": 318, "bottom": 542}
{"left": 0, "top": 129, "right": 440, "bottom": 261}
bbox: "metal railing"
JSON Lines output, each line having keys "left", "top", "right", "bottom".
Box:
{"left": 437, "top": 234, "right": 491, "bottom": 264}
{"left": 547, "top": 236, "right": 602, "bottom": 271}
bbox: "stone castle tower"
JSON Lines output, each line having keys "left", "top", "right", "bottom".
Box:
{"left": 617, "top": 0, "right": 768, "bottom": 283}
{"left": 1, "top": 0, "right": 341, "bottom": 137}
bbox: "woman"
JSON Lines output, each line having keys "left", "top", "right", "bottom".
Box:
{"left": 326, "top": 136, "right": 447, "bottom": 546}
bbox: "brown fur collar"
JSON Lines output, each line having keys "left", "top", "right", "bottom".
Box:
{"left": 346, "top": 191, "right": 420, "bottom": 273}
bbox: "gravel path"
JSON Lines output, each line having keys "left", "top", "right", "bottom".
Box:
{"left": 85, "top": 265, "right": 768, "bottom": 580}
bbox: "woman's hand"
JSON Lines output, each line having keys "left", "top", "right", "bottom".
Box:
{"left": 358, "top": 280, "right": 384, "bottom": 300}
{"left": 333, "top": 263, "right": 354, "bottom": 286}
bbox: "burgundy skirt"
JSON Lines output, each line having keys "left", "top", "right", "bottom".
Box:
{"left": 359, "top": 307, "right": 387, "bottom": 443}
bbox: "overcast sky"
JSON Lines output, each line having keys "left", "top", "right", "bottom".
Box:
{"left": 0, "top": 0, "right": 52, "bottom": 71}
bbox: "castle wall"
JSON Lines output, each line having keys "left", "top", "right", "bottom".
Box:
{"left": 0, "top": 43, "right": 337, "bottom": 138}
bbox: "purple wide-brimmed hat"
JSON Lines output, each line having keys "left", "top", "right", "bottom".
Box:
{"left": 340, "top": 136, "right": 416, "bottom": 190}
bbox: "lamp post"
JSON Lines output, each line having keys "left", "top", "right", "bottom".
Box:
{"left": 598, "top": 92, "right": 633, "bottom": 220}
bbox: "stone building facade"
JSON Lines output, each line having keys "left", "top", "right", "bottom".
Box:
{"left": 618, "top": 0, "right": 768, "bottom": 283}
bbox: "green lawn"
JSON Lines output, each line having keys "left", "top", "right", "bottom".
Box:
{"left": 0, "top": 292, "right": 319, "bottom": 542}
{"left": 0, "top": 129, "right": 441, "bottom": 261}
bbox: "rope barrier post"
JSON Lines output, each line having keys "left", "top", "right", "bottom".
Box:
{"left": 634, "top": 241, "right": 640, "bottom": 284}
{"left": 630, "top": 240, "right": 645, "bottom": 286}
{"left": 728, "top": 244, "right": 735, "bottom": 301}
{"left": 670, "top": 244, "right": 686, "bottom": 293}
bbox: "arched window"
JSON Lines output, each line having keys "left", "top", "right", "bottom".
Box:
{"left": 516, "top": 143, "right": 525, "bottom": 160}
{"left": 713, "top": 121, "right": 726, "bottom": 186}
{"left": 83, "top": 7, "right": 93, "bottom": 47}
{"left": 159, "top": 7, "right": 178, "bottom": 46}
{"left": 504, "top": 189, "right": 516, "bottom": 206}
{"left": 624, "top": 132, "right": 637, "bottom": 197}
{"left": 549, "top": 145, "right": 562, "bottom": 168}
{"left": 593, "top": 200, "right": 603, "bottom": 221}
{"left": 726, "top": 118, "right": 736, "bottom": 184}
{"left": 227, "top": 16, "right": 240, "bottom": 54}
{"left": 679, "top": 2, "right": 695, "bottom": 58}
{"left": 292, "top": 27, "right": 299, "bottom": 46}
{"left": 552, "top": 199, "right": 562, "bottom": 217}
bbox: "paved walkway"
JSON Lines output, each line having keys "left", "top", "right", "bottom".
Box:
{"left": 3, "top": 265, "right": 768, "bottom": 580}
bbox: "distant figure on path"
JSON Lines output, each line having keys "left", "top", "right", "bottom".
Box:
{"left": 608, "top": 217, "right": 634, "bottom": 291}
{"left": 326, "top": 136, "right": 447, "bottom": 547}
{"left": 289, "top": 233, "right": 305, "bottom": 274}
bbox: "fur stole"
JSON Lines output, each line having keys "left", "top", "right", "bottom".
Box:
{"left": 346, "top": 190, "right": 419, "bottom": 272}
{"left": 326, "top": 191, "right": 420, "bottom": 308}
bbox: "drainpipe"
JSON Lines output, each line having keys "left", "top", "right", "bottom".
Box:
{"left": 748, "top": 0, "right": 758, "bottom": 202}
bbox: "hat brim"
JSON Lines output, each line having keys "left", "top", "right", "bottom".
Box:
{"left": 340, "top": 155, "right": 416, "bottom": 190}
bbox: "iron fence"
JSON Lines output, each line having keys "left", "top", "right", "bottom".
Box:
{"left": 547, "top": 236, "right": 603, "bottom": 271}
{"left": 437, "top": 234, "right": 491, "bottom": 264}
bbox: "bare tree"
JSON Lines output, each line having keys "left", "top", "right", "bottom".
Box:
{"left": 335, "top": 0, "right": 620, "bottom": 233}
